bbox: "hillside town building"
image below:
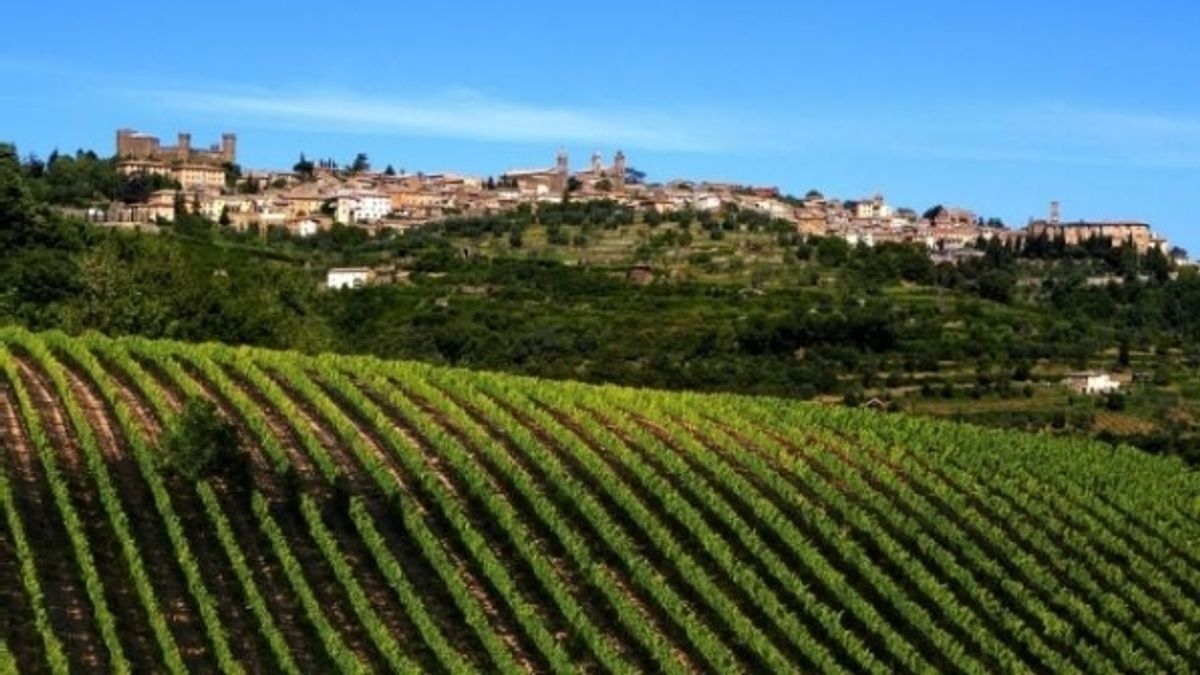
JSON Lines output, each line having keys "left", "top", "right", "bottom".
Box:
{"left": 326, "top": 268, "right": 372, "bottom": 289}
{"left": 98, "top": 129, "right": 1176, "bottom": 260}
{"left": 1063, "top": 371, "right": 1121, "bottom": 395}
{"left": 1026, "top": 201, "right": 1168, "bottom": 254}
{"left": 115, "top": 128, "right": 235, "bottom": 190}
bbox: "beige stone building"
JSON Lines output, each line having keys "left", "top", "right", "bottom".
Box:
{"left": 115, "top": 128, "right": 235, "bottom": 191}
{"left": 1024, "top": 201, "right": 1168, "bottom": 253}
{"left": 1026, "top": 219, "right": 1165, "bottom": 253}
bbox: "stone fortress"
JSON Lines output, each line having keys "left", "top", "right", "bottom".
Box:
{"left": 115, "top": 129, "right": 237, "bottom": 190}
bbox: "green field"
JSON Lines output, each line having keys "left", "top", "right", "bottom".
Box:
{"left": 1, "top": 328, "right": 1199, "bottom": 673}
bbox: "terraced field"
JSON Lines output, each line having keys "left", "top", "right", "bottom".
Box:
{"left": 1, "top": 327, "right": 1199, "bottom": 673}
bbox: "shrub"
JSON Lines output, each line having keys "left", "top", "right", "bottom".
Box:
{"left": 159, "top": 398, "right": 243, "bottom": 481}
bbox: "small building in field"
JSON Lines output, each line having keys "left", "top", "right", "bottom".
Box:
{"left": 1063, "top": 371, "right": 1120, "bottom": 395}
{"left": 326, "top": 267, "right": 372, "bottom": 290}
{"left": 626, "top": 264, "right": 656, "bottom": 286}
{"left": 292, "top": 219, "right": 321, "bottom": 237}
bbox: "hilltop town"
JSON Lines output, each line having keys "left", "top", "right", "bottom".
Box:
{"left": 6, "top": 123, "right": 1200, "bottom": 465}
{"left": 99, "top": 128, "right": 1176, "bottom": 258}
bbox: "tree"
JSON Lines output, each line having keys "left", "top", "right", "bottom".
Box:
{"left": 349, "top": 153, "right": 370, "bottom": 174}
{"left": 595, "top": 178, "right": 612, "bottom": 192}
{"left": 293, "top": 153, "right": 315, "bottom": 180}
{"left": 158, "top": 398, "right": 244, "bottom": 481}
{"left": 976, "top": 269, "right": 1015, "bottom": 303}
{"left": 23, "top": 153, "right": 45, "bottom": 179}
{"left": 383, "top": 164, "right": 396, "bottom": 176}
{"left": 115, "top": 172, "right": 178, "bottom": 204}
{"left": 222, "top": 161, "right": 242, "bottom": 190}
{"left": 0, "top": 144, "right": 39, "bottom": 241}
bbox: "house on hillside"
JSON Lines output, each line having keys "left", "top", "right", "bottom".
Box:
{"left": 1063, "top": 371, "right": 1120, "bottom": 395}
{"left": 326, "top": 268, "right": 372, "bottom": 290}
{"left": 627, "top": 264, "right": 656, "bottom": 286}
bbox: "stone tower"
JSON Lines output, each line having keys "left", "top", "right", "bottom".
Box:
{"left": 177, "top": 133, "right": 192, "bottom": 162}
{"left": 554, "top": 149, "right": 569, "bottom": 193}
{"left": 613, "top": 150, "right": 626, "bottom": 190}
{"left": 221, "top": 133, "right": 237, "bottom": 163}
{"left": 115, "top": 129, "right": 129, "bottom": 157}
{"left": 591, "top": 151, "right": 603, "bottom": 175}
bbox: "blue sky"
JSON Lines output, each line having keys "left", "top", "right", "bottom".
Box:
{"left": 3, "top": 1, "right": 1200, "bottom": 250}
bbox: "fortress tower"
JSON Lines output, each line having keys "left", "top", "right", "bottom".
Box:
{"left": 177, "top": 133, "right": 192, "bottom": 162}
{"left": 613, "top": 150, "right": 627, "bottom": 190}
{"left": 554, "top": 149, "right": 569, "bottom": 193}
{"left": 113, "top": 127, "right": 236, "bottom": 190}
{"left": 221, "top": 133, "right": 237, "bottom": 163}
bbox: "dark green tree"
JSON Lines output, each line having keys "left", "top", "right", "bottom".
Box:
{"left": 293, "top": 153, "right": 315, "bottom": 180}
{"left": 222, "top": 161, "right": 242, "bottom": 190}
{"left": 158, "top": 398, "right": 244, "bottom": 481}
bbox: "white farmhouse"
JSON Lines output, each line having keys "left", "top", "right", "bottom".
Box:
{"left": 326, "top": 267, "right": 371, "bottom": 290}
{"left": 1063, "top": 371, "right": 1121, "bottom": 395}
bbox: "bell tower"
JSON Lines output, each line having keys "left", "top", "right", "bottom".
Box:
{"left": 554, "top": 149, "right": 569, "bottom": 192}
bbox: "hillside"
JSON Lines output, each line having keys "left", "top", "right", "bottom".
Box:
{"left": 1, "top": 328, "right": 1199, "bottom": 674}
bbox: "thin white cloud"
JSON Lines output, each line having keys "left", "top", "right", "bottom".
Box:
{"left": 136, "top": 85, "right": 751, "bottom": 153}
{"left": 88, "top": 72, "right": 1200, "bottom": 169}
{"left": 818, "top": 103, "right": 1200, "bottom": 170}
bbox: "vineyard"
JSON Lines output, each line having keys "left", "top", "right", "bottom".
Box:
{"left": 0, "top": 328, "right": 1198, "bottom": 674}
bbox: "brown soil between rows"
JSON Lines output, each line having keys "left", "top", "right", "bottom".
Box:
{"left": 60, "top": 360, "right": 219, "bottom": 673}
{"left": 89, "top": 348, "right": 282, "bottom": 673}
{"left": 425, "top": 378, "right": 691, "bottom": 674}
{"left": 474, "top": 387, "right": 722, "bottom": 674}
{"left": 172, "top": 355, "right": 391, "bottom": 672}
{"left": 0, "top": 384, "right": 55, "bottom": 672}
{"left": 120, "top": 348, "right": 339, "bottom": 673}
{"left": 214, "top": 359, "right": 449, "bottom": 673}
{"left": 13, "top": 356, "right": 163, "bottom": 671}
{"left": 307, "top": 370, "right": 542, "bottom": 673}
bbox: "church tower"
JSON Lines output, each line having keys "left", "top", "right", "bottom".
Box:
{"left": 555, "top": 149, "right": 569, "bottom": 193}
{"left": 613, "top": 150, "right": 627, "bottom": 191}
